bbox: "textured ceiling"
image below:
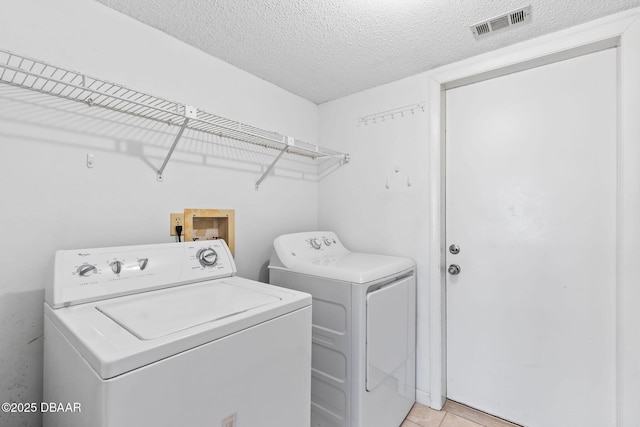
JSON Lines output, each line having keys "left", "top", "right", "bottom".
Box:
{"left": 95, "top": 0, "right": 640, "bottom": 104}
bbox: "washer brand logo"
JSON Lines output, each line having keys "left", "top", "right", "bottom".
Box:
{"left": 77, "top": 253, "right": 91, "bottom": 257}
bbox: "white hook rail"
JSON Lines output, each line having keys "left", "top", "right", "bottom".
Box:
{"left": 357, "top": 102, "right": 426, "bottom": 126}
{"left": 0, "top": 49, "right": 349, "bottom": 187}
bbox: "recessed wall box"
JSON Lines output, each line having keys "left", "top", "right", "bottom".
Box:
{"left": 183, "top": 209, "right": 235, "bottom": 255}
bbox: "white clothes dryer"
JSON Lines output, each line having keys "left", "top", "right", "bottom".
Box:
{"left": 44, "top": 239, "right": 311, "bottom": 427}
{"left": 268, "top": 232, "right": 416, "bottom": 427}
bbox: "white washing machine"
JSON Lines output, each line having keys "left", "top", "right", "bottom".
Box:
{"left": 44, "top": 239, "right": 311, "bottom": 427}
{"left": 268, "top": 232, "right": 416, "bottom": 427}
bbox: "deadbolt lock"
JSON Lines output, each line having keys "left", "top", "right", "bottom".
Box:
{"left": 449, "top": 244, "right": 460, "bottom": 254}
{"left": 448, "top": 264, "right": 461, "bottom": 275}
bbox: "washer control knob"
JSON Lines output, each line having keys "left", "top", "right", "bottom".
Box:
{"left": 77, "top": 264, "right": 97, "bottom": 277}
{"left": 323, "top": 238, "right": 332, "bottom": 246}
{"left": 110, "top": 260, "right": 122, "bottom": 274}
{"left": 310, "top": 238, "right": 322, "bottom": 249}
{"left": 138, "top": 258, "right": 149, "bottom": 271}
{"left": 197, "top": 248, "right": 218, "bottom": 267}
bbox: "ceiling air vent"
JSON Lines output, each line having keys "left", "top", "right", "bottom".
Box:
{"left": 471, "top": 5, "right": 531, "bottom": 39}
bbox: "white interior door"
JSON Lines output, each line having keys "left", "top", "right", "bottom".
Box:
{"left": 445, "top": 48, "right": 617, "bottom": 427}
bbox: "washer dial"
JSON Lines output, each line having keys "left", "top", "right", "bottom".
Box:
{"left": 197, "top": 248, "right": 218, "bottom": 267}
{"left": 110, "top": 260, "right": 123, "bottom": 274}
{"left": 310, "top": 238, "right": 322, "bottom": 249}
{"left": 77, "top": 264, "right": 97, "bottom": 277}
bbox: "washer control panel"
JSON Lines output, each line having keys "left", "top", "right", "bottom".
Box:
{"left": 47, "top": 240, "right": 236, "bottom": 308}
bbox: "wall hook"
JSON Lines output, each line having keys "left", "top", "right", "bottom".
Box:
{"left": 356, "top": 102, "right": 425, "bottom": 126}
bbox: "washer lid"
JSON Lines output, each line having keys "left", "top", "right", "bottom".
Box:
{"left": 97, "top": 282, "right": 281, "bottom": 340}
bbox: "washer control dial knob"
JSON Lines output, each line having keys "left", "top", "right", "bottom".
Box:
{"left": 77, "top": 264, "right": 97, "bottom": 277}
{"left": 197, "top": 248, "right": 218, "bottom": 267}
{"left": 110, "top": 260, "right": 122, "bottom": 274}
{"left": 323, "top": 238, "right": 332, "bottom": 246}
{"left": 310, "top": 238, "right": 322, "bottom": 249}
{"left": 138, "top": 258, "right": 149, "bottom": 271}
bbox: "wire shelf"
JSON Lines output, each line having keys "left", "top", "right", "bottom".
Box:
{"left": 0, "top": 49, "right": 349, "bottom": 168}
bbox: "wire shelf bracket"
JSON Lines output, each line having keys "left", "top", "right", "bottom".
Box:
{"left": 0, "top": 49, "right": 349, "bottom": 186}
{"left": 156, "top": 105, "right": 197, "bottom": 182}
{"left": 255, "top": 137, "right": 291, "bottom": 190}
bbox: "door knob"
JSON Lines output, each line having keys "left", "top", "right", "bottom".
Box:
{"left": 448, "top": 264, "right": 461, "bottom": 275}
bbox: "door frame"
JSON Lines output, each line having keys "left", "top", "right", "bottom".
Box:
{"left": 427, "top": 8, "right": 640, "bottom": 426}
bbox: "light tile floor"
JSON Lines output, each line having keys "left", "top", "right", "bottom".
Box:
{"left": 401, "top": 402, "right": 518, "bottom": 427}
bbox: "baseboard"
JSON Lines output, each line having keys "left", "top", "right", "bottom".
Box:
{"left": 443, "top": 400, "right": 522, "bottom": 427}
{"left": 416, "top": 389, "right": 431, "bottom": 407}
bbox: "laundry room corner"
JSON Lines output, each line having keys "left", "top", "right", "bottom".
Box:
{"left": 4, "top": 1, "right": 640, "bottom": 426}
{"left": 317, "top": 73, "right": 432, "bottom": 405}
{"left": 0, "top": 1, "right": 323, "bottom": 425}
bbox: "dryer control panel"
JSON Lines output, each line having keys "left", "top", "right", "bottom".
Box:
{"left": 271, "top": 231, "right": 350, "bottom": 269}
{"left": 269, "top": 231, "right": 416, "bottom": 283}
{"left": 46, "top": 240, "right": 236, "bottom": 309}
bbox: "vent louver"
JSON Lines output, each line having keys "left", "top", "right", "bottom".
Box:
{"left": 511, "top": 9, "right": 527, "bottom": 24}
{"left": 471, "top": 5, "right": 531, "bottom": 39}
{"left": 476, "top": 22, "right": 491, "bottom": 36}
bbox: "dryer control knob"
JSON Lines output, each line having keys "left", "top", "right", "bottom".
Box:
{"left": 110, "top": 260, "right": 122, "bottom": 274}
{"left": 77, "top": 264, "right": 97, "bottom": 277}
{"left": 310, "top": 238, "right": 322, "bottom": 249}
{"left": 323, "top": 238, "right": 332, "bottom": 246}
{"left": 197, "top": 248, "right": 218, "bottom": 267}
{"left": 138, "top": 258, "right": 149, "bottom": 271}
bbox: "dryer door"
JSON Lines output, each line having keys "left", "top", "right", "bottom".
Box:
{"left": 365, "top": 275, "right": 414, "bottom": 391}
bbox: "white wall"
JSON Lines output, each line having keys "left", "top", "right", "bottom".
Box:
{"left": 317, "top": 74, "right": 431, "bottom": 403}
{"left": 0, "top": 1, "right": 319, "bottom": 426}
